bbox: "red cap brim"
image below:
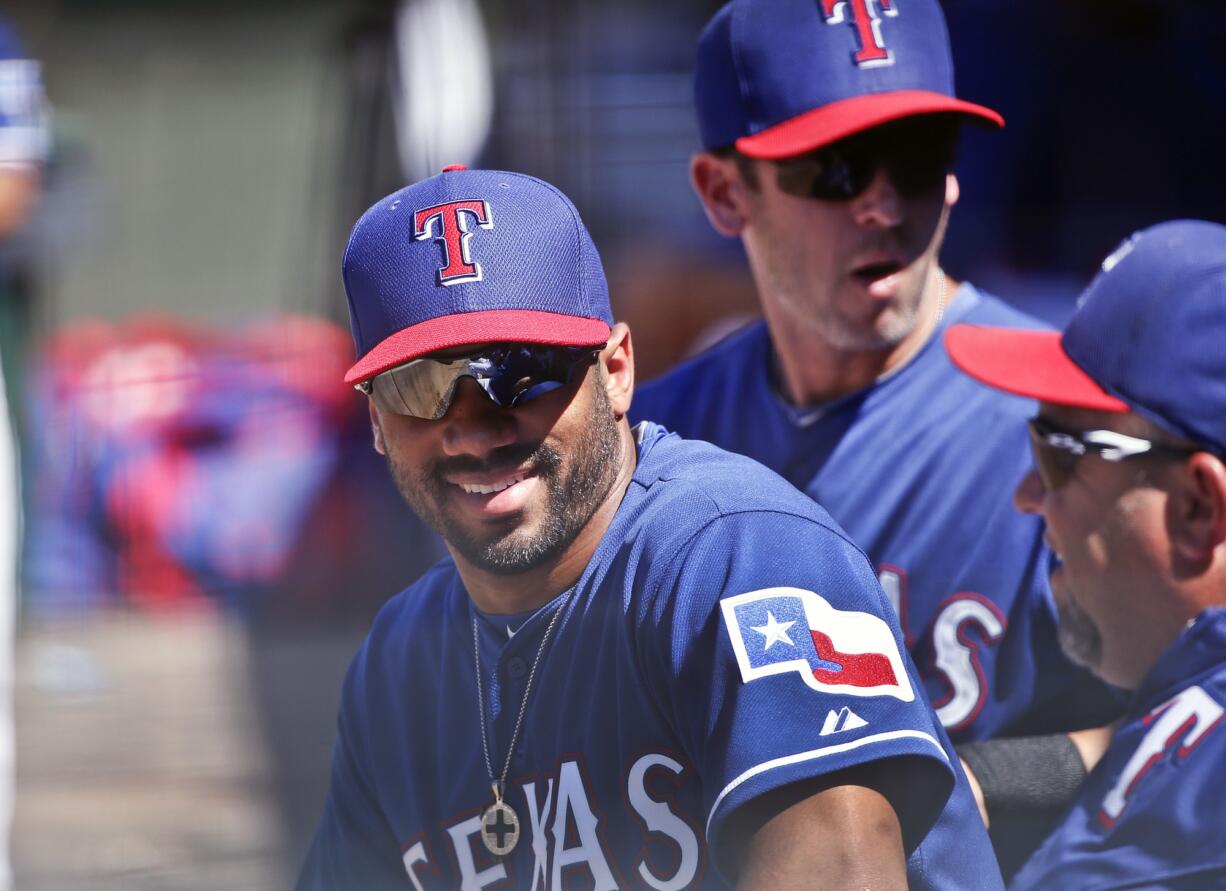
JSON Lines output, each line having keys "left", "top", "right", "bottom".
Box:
{"left": 945, "top": 324, "right": 1129, "bottom": 412}
{"left": 735, "top": 91, "right": 1004, "bottom": 159}
{"left": 344, "top": 310, "right": 611, "bottom": 385}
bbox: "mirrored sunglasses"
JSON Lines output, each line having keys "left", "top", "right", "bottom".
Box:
{"left": 357, "top": 344, "right": 602, "bottom": 420}
{"left": 1026, "top": 416, "right": 1201, "bottom": 490}
{"left": 774, "top": 118, "right": 959, "bottom": 202}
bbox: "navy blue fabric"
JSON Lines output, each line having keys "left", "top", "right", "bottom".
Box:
{"left": 634, "top": 285, "right": 1122, "bottom": 743}
{"left": 1011, "top": 609, "right": 1226, "bottom": 891}
{"left": 1062, "top": 220, "right": 1226, "bottom": 455}
{"left": 298, "top": 424, "right": 1002, "bottom": 890}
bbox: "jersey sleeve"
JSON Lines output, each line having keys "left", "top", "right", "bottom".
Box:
{"left": 634, "top": 508, "right": 955, "bottom": 857}
{"left": 296, "top": 647, "right": 407, "bottom": 891}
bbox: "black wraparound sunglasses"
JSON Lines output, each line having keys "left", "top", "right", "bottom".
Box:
{"left": 357, "top": 344, "right": 602, "bottom": 420}
{"left": 773, "top": 118, "right": 959, "bottom": 202}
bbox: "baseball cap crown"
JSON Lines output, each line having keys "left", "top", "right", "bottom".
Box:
{"left": 695, "top": 0, "right": 1002, "bottom": 157}
{"left": 946, "top": 220, "right": 1226, "bottom": 456}
{"left": 342, "top": 168, "right": 613, "bottom": 385}
{"left": 1062, "top": 220, "right": 1226, "bottom": 451}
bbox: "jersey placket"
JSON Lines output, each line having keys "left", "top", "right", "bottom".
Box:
{"left": 476, "top": 611, "right": 539, "bottom": 777}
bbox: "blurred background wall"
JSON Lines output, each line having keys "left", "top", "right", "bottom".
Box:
{"left": 0, "top": 0, "right": 1223, "bottom": 887}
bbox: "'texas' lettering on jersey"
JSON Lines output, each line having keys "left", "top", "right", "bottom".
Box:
{"left": 927, "top": 594, "right": 1006, "bottom": 732}
{"left": 880, "top": 566, "right": 1005, "bottom": 734}
{"left": 1099, "top": 686, "right": 1224, "bottom": 829}
{"left": 400, "top": 753, "right": 704, "bottom": 891}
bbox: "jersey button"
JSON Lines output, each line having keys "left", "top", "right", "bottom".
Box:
{"left": 506, "top": 657, "right": 528, "bottom": 679}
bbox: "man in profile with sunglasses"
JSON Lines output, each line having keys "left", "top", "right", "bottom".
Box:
{"left": 946, "top": 219, "right": 1226, "bottom": 889}
{"left": 633, "top": 0, "right": 1119, "bottom": 760}
{"left": 298, "top": 165, "right": 1004, "bottom": 889}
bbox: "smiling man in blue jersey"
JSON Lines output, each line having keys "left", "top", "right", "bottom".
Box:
{"left": 297, "top": 165, "right": 1002, "bottom": 889}
{"left": 633, "top": 0, "right": 1118, "bottom": 752}
{"left": 948, "top": 220, "right": 1226, "bottom": 890}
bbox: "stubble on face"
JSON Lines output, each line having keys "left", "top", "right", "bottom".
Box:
{"left": 1037, "top": 413, "right": 1173, "bottom": 685}
{"left": 384, "top": 376, "right": 624, "bottom": 575}
{"left": 743, "top": 167, "right": 951, "bottom": 356}
{"left": 810, "top": 277, "right": 929, "bottom": 353}
{"left": 1053, "top": 593, "right": 1104, "bottom": 675}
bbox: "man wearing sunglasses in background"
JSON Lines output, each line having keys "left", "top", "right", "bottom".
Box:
{"left": 946, "top": 219, "right": 1226, "bottom": 889}
{"left": 635, "top": 0, "right": 1117, "bottom": 758}
{"left": 298, "top": 166, "right": 1003, "bottom": 889}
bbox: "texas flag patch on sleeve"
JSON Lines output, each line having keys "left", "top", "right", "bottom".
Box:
{"left": 721, "top": 587, "right": 914, "bottom": 701}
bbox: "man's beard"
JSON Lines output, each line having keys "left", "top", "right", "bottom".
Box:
{"left": 386, "top": 381, "right": 623, "bottom": 575}
{"left": 1055, "top": 597, "right": 1104, "bottom": 675}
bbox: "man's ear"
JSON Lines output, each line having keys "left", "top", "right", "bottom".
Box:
{"left": 945, "top": 172, "right": 960, "bottom": 209}
{"left": 601, "top": 322, "right": 635, "bottom": 419}
{"left": 691, "top": 151, "right": 751, "bottom": 238}
{"left": 368, "top": 399, "right": 387, "bottom": 455}
{"left": 1169, "top": 452, "right": 1226, "bottom": 564}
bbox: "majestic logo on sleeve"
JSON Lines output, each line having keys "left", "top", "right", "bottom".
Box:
{"left": 721, "top": 587, "right": 914, "bottom": 700}
{"left": 413, "top": 199, "right": 494, "bottom": 285}
{"left": 819, "top": 0, "right": 898, "bottom": 68}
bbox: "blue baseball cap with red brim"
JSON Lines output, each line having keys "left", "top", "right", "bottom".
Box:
{"left": 342, "top": 166, "right": 613, "bottom": 386}
{"left": 947, "top": 220, "right": 1226, "bottom": 454}
{"left": 694, "top": 0, "right": 1003, "bottom": 158}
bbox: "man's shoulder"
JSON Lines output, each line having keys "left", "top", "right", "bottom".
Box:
{"left": 359, "top": 558, "right": 458, "bottom": 659}
{"left": 331, "top": 559, "right": 463, "bottom": 731}
{"left": 957, "top": 284, "right": 1051, "bottom": 332}
{"left": 1013, "top": 641, "right": 1226, "bottom": 890}
{"left": 628, "top": 425, "right": 852, "bottom": 546}
{"left": 605, "top": 428, "right": 888, "bottom": 652}
{"left": 902, "top": 283, "right": 1050, "bottom": 429}
{"left": 632, "top": 320, "right": 767, "bottom": 421}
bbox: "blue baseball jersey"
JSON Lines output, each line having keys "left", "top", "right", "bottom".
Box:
{"left": 0, "top": 19, "right": 50, "bottom": 166}
{"left": 1010, "top": 608, "right": 1226, "bottom": 890}
{"left": 299, "top": 423, "right": 1002, "bottom": 890}
{"left": 632, "top": 284, "right": 1119, "bottom": 743}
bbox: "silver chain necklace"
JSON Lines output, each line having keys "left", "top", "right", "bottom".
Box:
{"left": 933, "top": 267, "right": 948, "bottom": 325}
{"left": 472, "top": 592, "right": 571, "bottom": 857}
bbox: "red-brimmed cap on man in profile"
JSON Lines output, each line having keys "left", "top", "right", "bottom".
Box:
{"left": 694, "top": 0, "right": 1003, "bottom": 159}
{"left": 342, "top": 165, "right": 612, "bottom": 386}
{"left": 946, "top": 220, "right": 1226, "bottom": 454}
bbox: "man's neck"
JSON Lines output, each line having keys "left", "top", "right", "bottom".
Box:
{"left": 455, "top": 423, "right": 639, "bottom": 615}
{"left": 768, "top": 273, "right": 957, "bottom": 406}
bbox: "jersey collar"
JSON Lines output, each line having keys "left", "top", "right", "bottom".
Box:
{"left": 1134, "top": 607, "right": 1226, "bottom": 710}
